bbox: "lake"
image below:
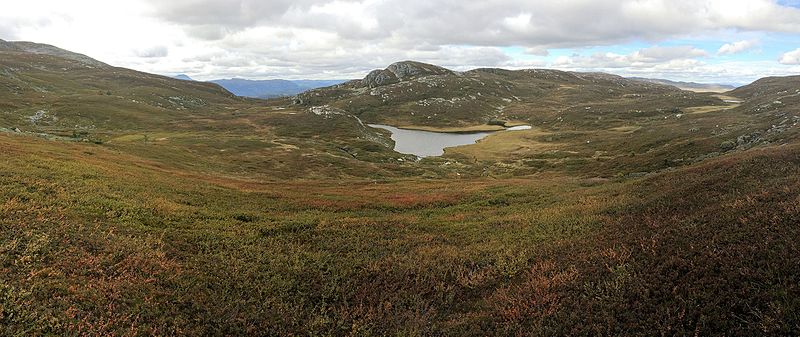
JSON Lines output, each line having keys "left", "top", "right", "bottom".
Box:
{"left": 368, "top": 124, "right": 531, "bottom": 157}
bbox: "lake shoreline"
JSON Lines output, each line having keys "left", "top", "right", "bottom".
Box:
{"left": 368, "top": 123, "right": 532, "bottom": 157}
{"left": 387, "top": 121, "right": 529, "bottom": 134}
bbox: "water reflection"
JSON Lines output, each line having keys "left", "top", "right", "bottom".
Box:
{"left": 368, "top": 124, "right": 530, "bottom": 157}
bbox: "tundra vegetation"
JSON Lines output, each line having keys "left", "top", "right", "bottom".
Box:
{"left": 1, "top": 42, "right": 799, "bottom": 335}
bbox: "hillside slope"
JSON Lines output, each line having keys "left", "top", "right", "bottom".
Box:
{"left": 295, "top": 61, "right": 722, "bottom": 129}
{"left": 1, "top": 42, "right": 800, "bottom": 335}
{"left": 0, "top": 44, "right": 406, "bottom": 179}
{"left": 0, "top": 39, "right": 109, "bottom": 68}
{"left": 292, "top": 61, "right": 800, "bottom": 179}
{"left": 728, "top": 75, "right": 800, "bottom": 103}
{"left": 1, "top": 126, "right": 798, "bottom": 336}
{"left": 0, "top": 42, "right": 240, "bottom": 133}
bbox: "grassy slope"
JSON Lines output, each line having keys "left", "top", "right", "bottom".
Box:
{"left": 0, "top": 51, "right": 241, "bottom": 134}
{"left": 297, "top": 65, "right": 723, "bottom": 129}
{"left": 0, "top": 50, "right": 423, "bottom": 180}
{"left": 295, "top": 62, "right": 798, "bottom": 178}
{"left": 2, "top": 53, "right": 800, "bottom": 335}
{"left": 2, "top": 130, "right": 798, "bottom": 335}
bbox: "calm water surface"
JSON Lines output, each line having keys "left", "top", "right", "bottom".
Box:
{"left": 368, "top": 124, "right": 531, "bottom": 157}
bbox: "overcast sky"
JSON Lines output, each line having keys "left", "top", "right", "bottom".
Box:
{"left": 2, "top": 0, "right": 800, "bottom": 84}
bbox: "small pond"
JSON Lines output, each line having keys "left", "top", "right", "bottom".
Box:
{"left": 368, "top": 124, "right": 531, "bottom": 157}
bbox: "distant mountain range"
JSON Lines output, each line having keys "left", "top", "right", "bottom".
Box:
{"left": 629, "top": 77, "right": 737, "bottom": 92}
{"left": 173, "top": 74, "right": 348, "bottom": 99}
{"left": 173, "top": 73, "right": 736, "bottom": 99}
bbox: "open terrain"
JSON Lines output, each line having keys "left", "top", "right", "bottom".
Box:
{"left": 2, "top": 41, "right": 800, "bottom": 335}
{"left": 629, "top": 77, "right": 737, "bottom": 93}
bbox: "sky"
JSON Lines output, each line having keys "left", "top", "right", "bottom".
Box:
{"left": 1, "top": 0, "right": 800, "bottom": 84}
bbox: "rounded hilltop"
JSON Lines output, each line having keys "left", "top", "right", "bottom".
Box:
{"left": 362, "top": 61, "right": 454, "bottom": 88}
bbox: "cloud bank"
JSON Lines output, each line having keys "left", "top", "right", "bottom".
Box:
{"left": 780, "top": 48, "right": 800, "bottom": 65}
{"left": 718, "top": 40, "right": 760, "bottom": 55}
{"left": 2, "top": 0, "right": 800, "bottom": 82}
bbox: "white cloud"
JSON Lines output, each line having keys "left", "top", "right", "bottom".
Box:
{"left": 503, "top": 13, "right": 533, "bottom": 33}
{"left": 524, "top": 47, "right": 549, "bottom": 56}
{"left": 136, "top": 45, "right": 169, "bottom": 58}
{"left": 542, "top": 45, "right": 799, "bottom": 85}
{"left": 632, "top": 46, "right": 709, "bottom": 62}
{"left": 555, "top": 58, "right": 798, "bottom": 86}
{"left": 718, "top": 39, "right": 759, "bottom": 55}
{"left": 554, "top": 46, "right": 708, "bottom": 69}
{"left": 142, "top": 0, "right": 800, "bottom": 48}
{"left": 779, "top": 48, "right": 800, "bottom": 64}
{"left": 2, "top": 0, "right": 800, "bottom": 82}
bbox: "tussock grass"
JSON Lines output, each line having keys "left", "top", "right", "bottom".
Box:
{"left": 3, "top": 53, "right": 800, "bottom": 335}
{"left": 2, "top": 133, "right": 799, "bottom": 335}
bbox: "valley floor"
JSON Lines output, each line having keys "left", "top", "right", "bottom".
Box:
{"left": 2, "top": 133, "right": 798, "bottom": 335}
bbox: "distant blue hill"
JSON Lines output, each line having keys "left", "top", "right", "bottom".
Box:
{"left": 173, "top": 74, "right": 194, "bottom": 81}
{"left": 172, "top": 75, "right": 348, "bottom": 99}
{"left": 209, "top": 79, "right": 302, "bottom": 99}
{"left": 291, "top": 80, "right": 349, "bottom": 90}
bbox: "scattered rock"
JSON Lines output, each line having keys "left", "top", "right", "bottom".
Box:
{"left": 736, "top": 132, "right": 762, "bottom": 148}
{"left": 309, "top": 105, "right": 345, "bottom": 117}
{"left": 28, "top": 110, "right": 49, "bottom": 124}
{"left": 720, "top": 140, "right": 736, "bottom": 151}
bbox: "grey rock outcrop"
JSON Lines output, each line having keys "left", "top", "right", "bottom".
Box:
{"left": 362, "top": 69, "right": 400, "bottom": 88}
{"left": 362, "top": 61, "right": 453, "bottom": 88}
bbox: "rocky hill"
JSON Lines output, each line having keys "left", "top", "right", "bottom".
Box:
{"left": 0, "top": 44, "right": 243, "bottom": 133}
{"left": 361, "top": 60, "right": 454, "bottom": 88}
{"left": 295, "top": 61, "right": 722, "bottom": 129}
{"left": 728, "top": 75, "right": 800, "bottom": 103}
{"left": 0, "top": 39, "right": 109, "bottom": 68}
